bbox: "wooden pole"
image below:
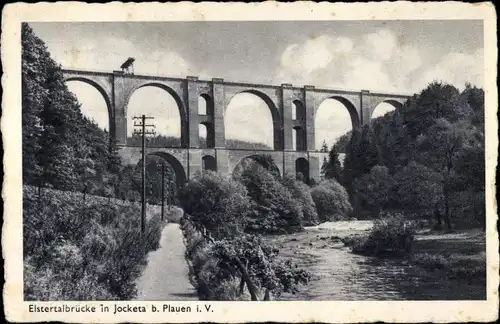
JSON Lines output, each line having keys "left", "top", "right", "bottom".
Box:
{"left": 141, "top": 114, "right": 146, "bottom": 234}
{"left": 161, "top": 164, "right": 165, "bottom": 221}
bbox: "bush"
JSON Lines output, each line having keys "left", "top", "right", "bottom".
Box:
{"left": 236, "top": 161, "right": 303, "bottom": 234}
{"left": 352, "top": 165, "right": 395, "bottom": 217}
{"left": 347, "top": 213, "right": 417, "bottom": 256}
{"left": 280, "top": 174, "right": 319, "bottom": 226}
{"left": 179, "top": 171, "right": 251, "bottom": 239}
{"left": 310, "top": 180, "right": 352, "bottom": 222}
{"left": 180, "top": 218, "right": 310, "bottom": 301}
{"left": 23, "top": 186, "right": 164, "bottom": 300}
{"left": 393, "top": 162, "right": 443, "bottom": 218}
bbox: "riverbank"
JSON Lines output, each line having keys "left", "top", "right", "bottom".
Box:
{"left": 269, "top": 221, "right": 486, "bottom": 300}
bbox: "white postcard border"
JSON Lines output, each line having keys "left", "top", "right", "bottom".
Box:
{"left": 2, "top": 2, "right": 498, "bottom": 323}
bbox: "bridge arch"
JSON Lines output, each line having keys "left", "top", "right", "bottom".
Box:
{"left": 63, "top": 77, "right": 113, "bottom": 131}
{"left": 295, "top": 157, "right": 310, "bottom": 182}
{"left": 232, "top": 154, "right": 282, "bottom": 179}
{"left": 315, "top": 96, "right": 360, "bottom": 150}
{"left": 292, "top": 100, "right": 307, "bottom": 151}
{"left": 371, "top": 99, "right": 404, "bottom": 120}
{"left": 146, "top": 151, "right": 187, "bottom": 191}
{"left": 292, "top": 100, "right": 305, "bottom": 120}
{"left": 202, "top": 155, "right": 217, "bottom": 172}
{"left": 198, "top": 93, "right": 214, "bottom": 115}
{"left": 226, "top": 90, "right": 282, "bottom": 150}
{"left": 199, "top": 122, "right": 215, "bottom": 148}
{"left": 319, "top": 96, "right": 360, "bottom": 130}
{"left": 126, "top": 83, "right": 188, "bottom": 147}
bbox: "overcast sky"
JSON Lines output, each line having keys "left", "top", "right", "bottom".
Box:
{"left": 30, "top": 21, "right": 484, "bottom": 149}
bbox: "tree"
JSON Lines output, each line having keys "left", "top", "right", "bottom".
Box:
{"left": 22, "top": 22, "right": 125, "bottom": 196}
{"left": 417, "top": 119, "right": 473, "bottom": 231}
{"left": 322, "top": 144, "right": 342, "bottom": 183}
{"left": 319, "top": 140, "right": 329, "bottom": 152}
{"left": 353, "top": 165, "right": 395, "bottom": 217}
{"left": 393, "top": 162, "right": 443, "bottom": 225}
{"left": 179, "top": 171, "right": 251, "bottom": 240}
{"left": 370, "top": 110, "right": 413, "bottom": 171}
{"left": 320, "top": 157, "right": 328, "bottom": 181}
{"left": 402, "top": 82, "right": 471, "bottom": 138}
{"left": 180, "top": 173, "right": 310, "bottom": 301}
{"left": 448, "top": 128, "right": 485, "bottom": 228}
{"left": 250, "top": 154, "right": 281, "bottom": 179}
{"left": 236, "top": 160, "right": 303, "bottom": 234}
{"left": 281, "top": 172, "right": 319, "bottom": 226}
{"left": 460, "top": 83, "right": 485, "bottom": 129}
{"left": 210, "top": 235, "right": 310, "bottom": 300}
{"left": 342, "top": 128, "right": 360, "bottom": 190}
{"left": 343, "top": 126, "right": 379, "bottom": 194}
{"left": 22, "top": 23, "right": 47, "bottom": 188}
{"left": 310, "top": 180, "right": 352, "bottom": 222}
{"left": 334, "top": 130, "right": 353, "bottom": 153}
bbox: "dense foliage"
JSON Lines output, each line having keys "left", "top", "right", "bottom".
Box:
{"left": 235, "top": 160, "right": 303, "bottom": 234}
{"left": 323, "top": 81, "right": 485, "bottom": 230}
{"left": 353, "top": 165, "right": 395, "bottom": 218}
{"left": 22, "top": 23, "right": 167, "bottom": 301}
{"left": 22, "top": 22, "right": 136, "bottom": 200}
{"left": 280, "top": 173, "right": 319, "bottom": 226}
{"left": 179, "top": 172, "right": 310, "bottom": 301}
{"left": 23, "top": 186, "right": 162, "bottom": 300}
{"left": 179, "top": 171, "right": 251, "bottom": 238}
{"left": 320, "top": 144, "right": 342, "bottom": 183}
{"left": 344, "top": 213, "right": 417, "bottom": 256}
{"left": 310, "top": 179, "right": 352, "bottom": 222}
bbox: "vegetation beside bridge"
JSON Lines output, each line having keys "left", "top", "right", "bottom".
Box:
{"left": 21, "top": 20, "right": 486, "bottom": 301}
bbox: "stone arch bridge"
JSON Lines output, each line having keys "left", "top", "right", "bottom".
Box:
{"left": 62, "top": 68, "right": 410, "bottom": 187}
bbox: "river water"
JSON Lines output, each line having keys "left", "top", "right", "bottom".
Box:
{"left": 273, "top": 221, "right": 485, "bottom": 301}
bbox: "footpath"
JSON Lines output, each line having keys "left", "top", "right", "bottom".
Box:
{"left": 135, "top": 207, "right": 198, "bottom": 301}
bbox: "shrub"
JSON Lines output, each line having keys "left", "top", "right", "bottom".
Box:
{"left": 236, "top": 161, "right": 303, "bottom": 234}
{"left": 281, "top": 174, "right": 319, "bottom": 226}
{"left": 353, "top": 165, "right": 395, "bottom": 217}
{"left": 180, "top": 218, "right": 310, "bottom": 301}
{"left": 346, "top": 213, "right": 417, "bottom": 256}
{"left": 23, "top": 185, "right": 164, "bottom": 300}
{"left": 310, "top": 180, "right": 352, "bottom": 222}
{"left": 179, "top": 171, "right": 251, "bottom": 239}
{"left": 393, "top": 162, "right": 443, "bottom": 218}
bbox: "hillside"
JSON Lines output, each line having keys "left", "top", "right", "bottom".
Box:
{"left": 127, "top": 136, "right": 273, "bottom": 150}
{"left": 332, "top": 82, "right": 485, "bottom": 229}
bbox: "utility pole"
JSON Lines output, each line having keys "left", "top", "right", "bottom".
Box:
{"left": 161, "top": 163, "right": 165, "bottom": 221}
{"left": 133, "top": 115, "right": 155, "bottom": 233}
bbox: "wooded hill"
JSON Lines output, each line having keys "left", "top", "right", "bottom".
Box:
{"left": 321, "top": 82, "right": 485, "bottom": 230}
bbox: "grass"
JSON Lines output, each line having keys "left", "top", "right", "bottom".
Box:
{"left": 338, "top": 214, "right": 486, "bottom": 283}
{"left": 409, "top": 229, "right": 486, "bottom": 280}
{"left": 23, "top": 185, "right": 165, "bottom": 300}
{"left": 341, "top": 221, "right": 486, "bottom": 282}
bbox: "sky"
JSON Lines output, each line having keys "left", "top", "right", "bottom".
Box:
{"left": 30, "top": 21, "right": 484, "bottom": 149}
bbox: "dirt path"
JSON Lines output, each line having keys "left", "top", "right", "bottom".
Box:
{"left": 135, "top": 221, "right": 198, "bottom": 301}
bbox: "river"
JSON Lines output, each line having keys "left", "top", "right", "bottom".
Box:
{"left": 272, "top": 221, "right": 486, "bottom": 301}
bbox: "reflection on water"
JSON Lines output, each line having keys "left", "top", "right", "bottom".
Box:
{"left": 275, "top": 221, "right": 485, "bottom": 301}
